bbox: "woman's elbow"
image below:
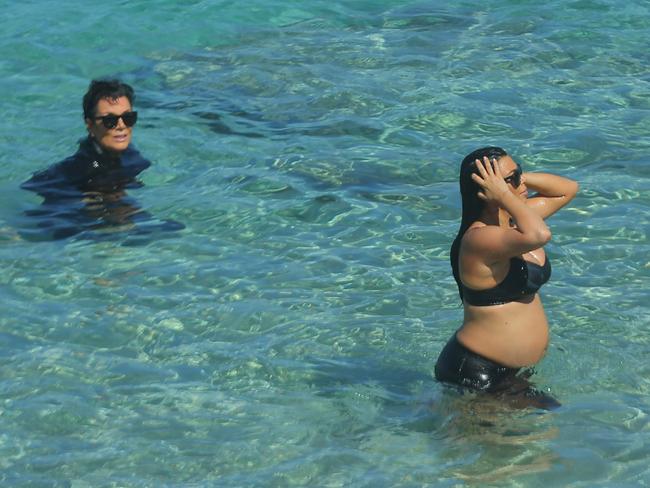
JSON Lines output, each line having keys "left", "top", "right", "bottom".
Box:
{"left": 538, "top": 227, "right": 552, "bottom": 246}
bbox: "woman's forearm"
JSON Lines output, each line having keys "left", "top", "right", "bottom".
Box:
{"left": 524, "top": 172, "right": 579, "bottom": 199}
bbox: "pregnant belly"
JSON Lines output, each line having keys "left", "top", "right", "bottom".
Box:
{"left": 457, "top": 297, "right": 550, "bottom": 368}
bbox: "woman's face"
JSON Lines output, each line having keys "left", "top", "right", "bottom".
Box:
{"left": 85, "top": 96, "right": 134, "bottom": 155}
{"left": 498, "top": 156, "right": 527, "bottom": 199}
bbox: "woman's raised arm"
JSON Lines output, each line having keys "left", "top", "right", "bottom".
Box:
{"left": 524, "top": 172, "right": 579, "bottom": 219}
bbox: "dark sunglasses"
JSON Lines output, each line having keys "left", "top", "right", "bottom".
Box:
{"left": 504, "top": 163, "right": 523, "bottom": 188}
{"left": 93, "top": 111, "right": 138, "bottom": 129}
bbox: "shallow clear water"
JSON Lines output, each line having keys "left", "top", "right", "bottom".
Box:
{"left": 1, "top": 0, "right": 649, "bottom": 486}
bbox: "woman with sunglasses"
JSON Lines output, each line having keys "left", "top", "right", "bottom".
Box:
{"left": 435, "top": 147, "right": 578, "bottom": 409}
{"left": 23, "top": 78, "right": 148, "bottom": 198}
{"left": 83, "top": 79, "right": 140, "bottom": 157}
{"left": 21, "top": 79, "right": 164, "bottom": 239}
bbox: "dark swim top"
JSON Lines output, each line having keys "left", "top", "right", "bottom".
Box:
{"left": 461, "top": 256, "right": 551, "bottom": 306}
{"left": 21, "top": 136, "right": 151, "bottom": 200}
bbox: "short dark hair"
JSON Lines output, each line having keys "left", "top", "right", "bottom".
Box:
{"left": 82, "top": 79, "right": 135, "bottom": 119}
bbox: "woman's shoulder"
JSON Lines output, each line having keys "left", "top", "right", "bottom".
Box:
{"left": 460, "top": 223, "right": 517, "bottom": 263}
{"left": 461, "top": 223, "right": 504, "bottom": 247}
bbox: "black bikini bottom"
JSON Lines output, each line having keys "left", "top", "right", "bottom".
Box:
{"left": 435, "top": 333, "right": 560, "bottom": 410}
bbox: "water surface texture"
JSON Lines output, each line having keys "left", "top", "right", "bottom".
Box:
{"left": 1, "top": 0, "right": 649, "bottom": 486}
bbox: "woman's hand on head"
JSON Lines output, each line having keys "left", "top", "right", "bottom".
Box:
{"left": 471, "top": 157, "right": 511, "bottom": 205}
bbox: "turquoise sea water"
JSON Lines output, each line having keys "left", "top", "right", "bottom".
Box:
{"left": 1, "top": 0, "right": 649, "bottom": 486}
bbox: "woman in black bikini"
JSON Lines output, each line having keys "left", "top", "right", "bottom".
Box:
{"left": 435, "top": 147, "right": 578, "bottom": 409}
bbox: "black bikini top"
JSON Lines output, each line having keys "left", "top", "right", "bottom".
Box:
{"left": 461, "top": 256, "right": 551, "bottom": 306}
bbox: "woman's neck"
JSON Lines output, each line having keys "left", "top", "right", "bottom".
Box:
{"left": 479, "top": 206, "right": 511, "bottom": 228}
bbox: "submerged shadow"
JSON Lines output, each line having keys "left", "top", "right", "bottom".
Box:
{"left": 20, "top": 172, "right": 184, "bottom": 244}
{"left": 411, "top": 382, "right": 562, "bottom": 484}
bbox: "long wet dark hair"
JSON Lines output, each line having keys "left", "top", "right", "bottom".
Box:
{"left": 450, "top": 146, "right": 509, "bottom": 301}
